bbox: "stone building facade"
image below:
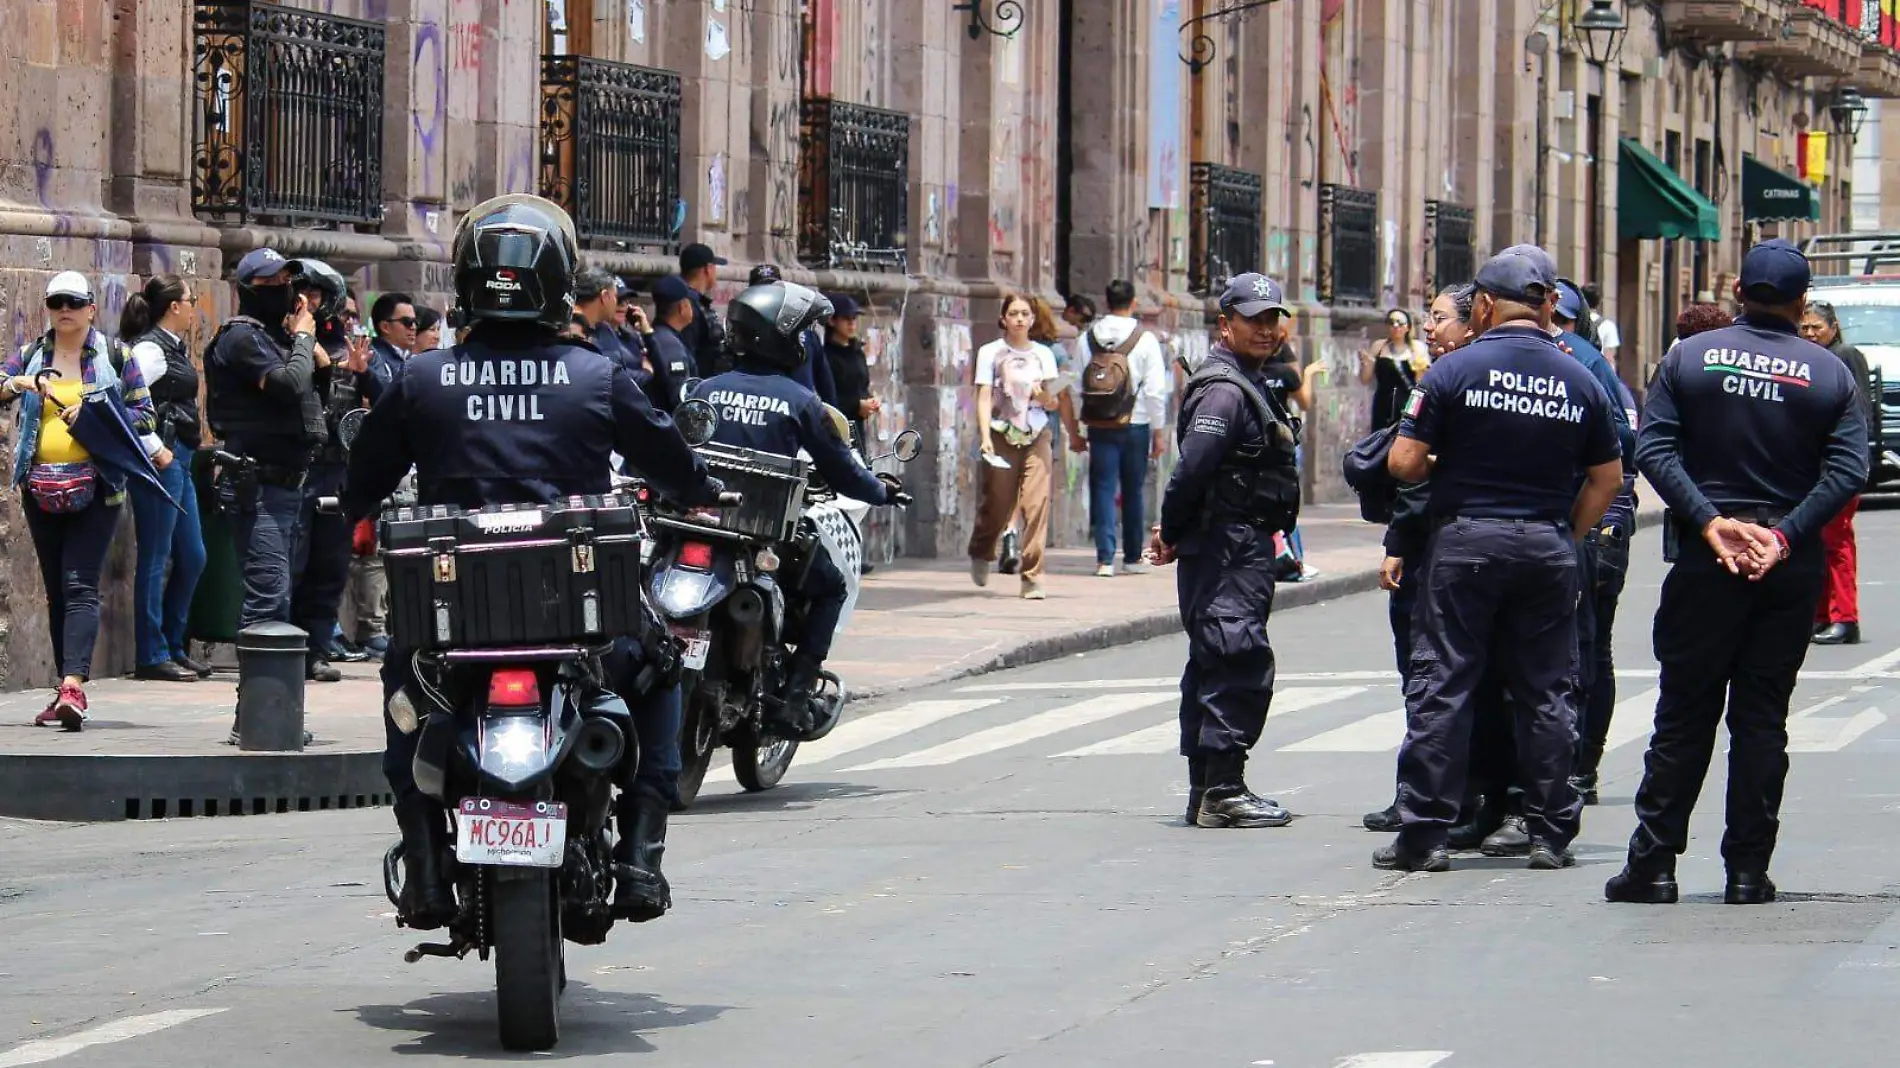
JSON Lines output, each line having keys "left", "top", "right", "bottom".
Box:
{"left": 0, "top": 0, "right": 1892, "bottom": 687}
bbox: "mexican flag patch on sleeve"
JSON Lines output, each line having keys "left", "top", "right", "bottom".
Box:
{"left": 1403, "top": 387, "right": 1426, "bottom": 420}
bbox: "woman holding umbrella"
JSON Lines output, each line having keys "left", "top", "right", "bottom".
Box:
{"left": 0, "top": 271, "right": 159, "bottom": 730}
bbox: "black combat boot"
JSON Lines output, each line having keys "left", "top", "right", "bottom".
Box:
{"left": 1362, "top": 801, "right": 1402, "bottom": 833}
{"left": 1447, "top": 794, "right": 1506, "bottom": 850}
{"left": 612, "top": 783, "right": 672, "bottom": 922}
{"left": 771, "top": 656, "right": 823, "bottom": 739}
{"left": 393, "top": 796, "right": 457, "bottom": 930}
{"left": 1570, "top": 741, "right": 1605, "bottom": 805}
{"left": 1185, "top": 754, "right": 1208, "bottom": 826}
{"left": 1604, "top": 861, "right": 1679, "bottom": 904}
{"left": 1195, "top": 750, "right": 1291, "bottom": 828}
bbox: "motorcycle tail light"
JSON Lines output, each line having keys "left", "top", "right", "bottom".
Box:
{"left": 678, "top": 541, "right": 715, "bottom": 569}
{"left": 487, "top": 668, "right": 540, "bottom": 709}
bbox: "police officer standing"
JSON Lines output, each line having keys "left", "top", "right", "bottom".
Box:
{"left": 1144, "top": 273, "right": 1302, "bottom": 830}
{"left": 204, "top": 248, "right": 331, "bottom": 739}
{"left": 690, "top": 281, "right": 904, "bottom": 740}
{"left": 343, "top": 194, "right": 727, "bottom": 929}
{"left": 1376, "top": 246, "right": 1625, "bottom": 872}
{"left": 1607, "top": 239, "right": 1868, "bottom": 906}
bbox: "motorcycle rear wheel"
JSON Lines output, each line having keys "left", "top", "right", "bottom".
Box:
{"left": 492, "top": 867, "right": 562, "bottom": 1052}
{"left": 733, "top": 726, "right": 798, "bottom": 792}
{"left": 675, "top": 682, "right": 719, "bottom": 811}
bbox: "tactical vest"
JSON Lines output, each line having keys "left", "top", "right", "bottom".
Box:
{"left": 1177, "top": 361, "right": 1302, "bottom": 533}
{"left": 204, "top": 317, "right": 326, "bottom": 459}
{"left": 130, "top": 328, "right": 202, "bottom": 449}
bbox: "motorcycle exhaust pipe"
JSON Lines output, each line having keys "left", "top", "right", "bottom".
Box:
{"left": 728, "top": 586, "right": 766, "bottom": 627}
{"left": 572, "top": 717, "right": 626, "bottom": 773}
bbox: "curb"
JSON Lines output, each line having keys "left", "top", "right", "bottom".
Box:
{"left": 0, "top": 751, "right": 393, "bottom": 823}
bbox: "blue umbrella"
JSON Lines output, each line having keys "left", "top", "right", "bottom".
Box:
{"left": 37, "top": 371, "right": 184, "bottom": 514}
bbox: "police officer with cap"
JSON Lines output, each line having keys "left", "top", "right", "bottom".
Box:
{"left": 690, "top": 280, "right": 906, "bottom": 740}
{"left": 204, "top": 247, "right": 332, "bottom": 735}
{"left": 1376, "top": 245, "right": 1625, "bottom": 873}
{"left": 1606, "top": 238, "right": 1868, "bottom": 906}
{"left": 343, "top": 194, "right": 728, "bottom": 929}
{"left": 1144, "top": 272, "right": 1302, "bottom": 829}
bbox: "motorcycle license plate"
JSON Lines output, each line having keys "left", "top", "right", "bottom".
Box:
{"left": 454, "top": 798, "right": 567, "bottom": 868}
{"left": 672, "top": 625, "right": 711, "bottom": 670}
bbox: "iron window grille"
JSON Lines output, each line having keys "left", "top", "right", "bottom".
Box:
{"left": 1189, "top": 164, "right": 1264, "bottom": 296}
{"left": 799, "top": 98, "right": 911, "bottom": 272}
{"left": 1319, "top": 183, "right": 1379, "bottom": 306}
{"left": 1425, "top": 200, "right": 1476, "bottom": 293}
{"left": 540, "top": 55, "right": 683, "bottom": 251}
{"left": 191, "top": 1, "right": 385, "bottom": 226}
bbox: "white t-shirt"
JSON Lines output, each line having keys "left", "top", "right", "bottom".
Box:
{"left": 1597, "top": 317, "right": 1622, "bottom": 352}
{"left": 973, "top": 338, "right": 1058, "bottom": 438}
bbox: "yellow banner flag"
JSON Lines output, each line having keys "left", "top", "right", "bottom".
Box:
{"left": 1802, "top": 130, "right": 1829, "bottom": 183}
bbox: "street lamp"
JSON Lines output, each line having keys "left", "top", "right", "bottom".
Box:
{"left": 1829, "top": 85, "right": 1869, "bottom": 138}
{"left": 1574, "top": 0, "right": 1628, "bottom": 68}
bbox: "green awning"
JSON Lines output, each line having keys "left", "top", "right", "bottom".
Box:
{"left": 1741, "top": 153, "right": 1819, "bottom": 223}
{"left": 1618, "top": 137, "right": 1721, "bottom": 241}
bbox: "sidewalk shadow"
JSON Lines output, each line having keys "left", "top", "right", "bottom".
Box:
{"left": 352, "top": 982, "right": 728, "bottom": 1059}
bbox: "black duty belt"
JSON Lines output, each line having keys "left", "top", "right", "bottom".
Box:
{"left": 252, "top": 462, "right": 307, "bottom": 489}
{"left": 1438, "top": 515, "right": 1571, "bottom": 531}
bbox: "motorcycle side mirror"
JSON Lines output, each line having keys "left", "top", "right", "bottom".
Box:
{"left": 892, "top": 429, "right": 923, "bottom": 463}
{"left": 337, "top": 407, "right": 368, "bottom": 451}
{"left": 674, "top": 398, "right": 719, "bottom": 447}
{"left": 678, "top": 376, "right": 703, "bottom": 405}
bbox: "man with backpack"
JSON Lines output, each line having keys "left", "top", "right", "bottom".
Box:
{"left": 1071, "top": 279, "right": 1171, "bottom": 577}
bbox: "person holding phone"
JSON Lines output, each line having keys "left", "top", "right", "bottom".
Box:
{"left": 202, "top": 248, "right": 332, "bottom": 742}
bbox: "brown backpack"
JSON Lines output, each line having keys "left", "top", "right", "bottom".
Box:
{"left": 1079, "top": 328, "right": 1146, "bottom": 427}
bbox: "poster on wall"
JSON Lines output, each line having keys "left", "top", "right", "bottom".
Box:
{"left": 1148, "top": 0, "right": 1184, "bottom": 209}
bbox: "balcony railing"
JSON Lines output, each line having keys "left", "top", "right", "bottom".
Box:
{"left": 1188, "top": 164, "right": 1263, "bottom": 296}
{"left": 799, "top": 99, "right": 911, "bottom": 272}
{"left": 1740, "top": 2, "right": 1864, "bottom": 77}
{"left": 1425, "top": 201, "right": 1476, "bottom": 293}
{"left": 1318, "top": 184, "right": 1379, "bottom": 307}
{"left": 1659, "top": 0, "right": 1785, "bottom": 43}
{"left": 540, "top": 56, "right": 682, "bottom": 251}
{"left": 191, "top": 1, "right": 386, "bottom": 226}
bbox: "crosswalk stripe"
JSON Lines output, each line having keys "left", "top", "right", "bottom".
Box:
{"left": 1279, "top": 708, "right": 1407, "bottom": 753}
{"left": 843, "top": 691, "right": 1175, "bottom": 771}
{"left": 1602, "top": 688, "right": 1661, "bottom": 752}
{"left": 957, "top": 672, "right": 1398, "bottom": 693}
{"left": 1334, "top": 1054, "right": 1453, "bottom": 1068}
{"left": 1053, "top": 686, "right": 1369, "bottom": 757}
{"left": 1789, "top": 693, "right": 1888, "bottom": 753}
{"left": 802, "top": 698, "right": 1007, "bottom": 765}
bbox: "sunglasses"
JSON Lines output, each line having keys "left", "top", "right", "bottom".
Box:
{"left": 385, "top": 316, "right": 419, "bottom": 329}
{"left": 45, "top": 295, "right": 91, "bottom": 312}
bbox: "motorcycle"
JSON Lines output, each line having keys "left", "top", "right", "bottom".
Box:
{"left": 641, "top": 404, "right": 921, "bottom": 809}
{"left": 331, "top": 400, "right": 739, "bottom": 1052}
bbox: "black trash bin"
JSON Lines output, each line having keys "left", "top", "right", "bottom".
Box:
{"left": 236, "top": 621, "right": 309, "bottom": 752}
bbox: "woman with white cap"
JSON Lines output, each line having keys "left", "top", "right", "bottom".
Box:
{"left": 0, "top": 270, "right": 157, "bottom": 729}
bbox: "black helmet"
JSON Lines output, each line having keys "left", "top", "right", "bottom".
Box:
{"left": 451, "top": 194, "right": 580, "bottom": 330}
{"left": 726, "top": 281, "right": 832, "bottom": 371}
{"left": 288, "top": 257, "right": 348, "bottom": 321}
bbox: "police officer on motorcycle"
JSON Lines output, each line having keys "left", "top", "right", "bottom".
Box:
{"left": 690, "top": 280, "right": 906, "bottom": 741}
{"left": 343, "top": 194, "right": 727, "bottom": 930}
{"left": 1144, "top": 273, "right": 1302, "bottom": 830}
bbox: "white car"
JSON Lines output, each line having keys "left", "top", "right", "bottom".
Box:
{"left": 1803, "top": 232, "right": 1900, "bottom": 490}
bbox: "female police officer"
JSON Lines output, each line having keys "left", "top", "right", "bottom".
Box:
{"left": 1145, "top": 273, "right": 1301, "bottom": 829}
{"left": 343, "top": 195, "right": 726, "bottom": 929}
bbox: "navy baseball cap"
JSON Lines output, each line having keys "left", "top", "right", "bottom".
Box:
{"left": 1554, "top": 280, "right": 1587, "bottom": 321}
{"left": 1474, "top": 244, "right": 1557, "bottom": 303}
{"left": 651, "top": 274, "right": 693, "bottom": 308}
{"left": 828, "top": 293, "right": 861, "bottom": 318}
{"left": 749, "top": 263, "right": 782, "bottom": 286}
{"left": 1740, "top": 239, "right": 1811, "bottom": 304}
{"left": 235, "top": 247, "right": 289, "bottom": 284}
{"left": 1219, "top": 273, "right": 1290, "bottom": 317}
{"left": 681, "top": 242, "right": 727, "bottom": 273}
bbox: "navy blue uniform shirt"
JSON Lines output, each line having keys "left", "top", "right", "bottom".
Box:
{"left": 1399, "top": 323, "right": 1621, "bottom": 521}
{"left": 343, "top": 324, "right": 717, "bottom": 516}
{"left": 1159, "top": 344, "right": 1279, "bottom": 549}
{"left": 1557, "top": 327, "right": 1639, "bottom": 527}
{"left": 692, "top": 366, "right": 889, "bottom": 505}
{"left": 1636, "top": 313, "right": 1868, "bottom": 547}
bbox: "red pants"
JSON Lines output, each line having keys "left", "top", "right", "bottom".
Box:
{"left": 1815, "top": 496, "right": 1860, "bottom": 625}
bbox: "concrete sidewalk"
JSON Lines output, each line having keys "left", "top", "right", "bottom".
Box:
{"left": 0, "top": 504, "right": 1391, "bottom": 759}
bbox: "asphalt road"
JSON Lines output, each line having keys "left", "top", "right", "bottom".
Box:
{"left": 6, "top": 510, "right": 1900, "bottom": 1067}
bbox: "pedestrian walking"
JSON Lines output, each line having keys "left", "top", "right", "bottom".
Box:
{"left": 1145, "top": 273, "right": 1302, "bottom": 829}
{"left": 2, "top": 271, "right": 158, "bottom": 729}
{"left": 1798, "top": 301, "right": 1874, "bottom": 646}
{"left": 119, "top": 273, "right": 211, "bottom": 682}
{"left": 968, "top": 292, "right": 1059, "bottom": 600}
{"left": 1071, "top": 279, "right": 1171, "bottom": 577}
{"left": 1607, "top": 240, "right": 1869, "bottom": 906}
{"left": 1375, "top": 246, "right": 1625, "bottom": 873}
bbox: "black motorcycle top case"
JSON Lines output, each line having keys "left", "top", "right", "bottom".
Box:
{"left": 382, "top": 496, "right": 648, "bottom": 649}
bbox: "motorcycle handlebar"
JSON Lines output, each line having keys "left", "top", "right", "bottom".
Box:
{"left": 716, "top": 491, "right": 744, "bottom": 508}
{"left": 315, "top": 496, "right": 343, "bottom": 515}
